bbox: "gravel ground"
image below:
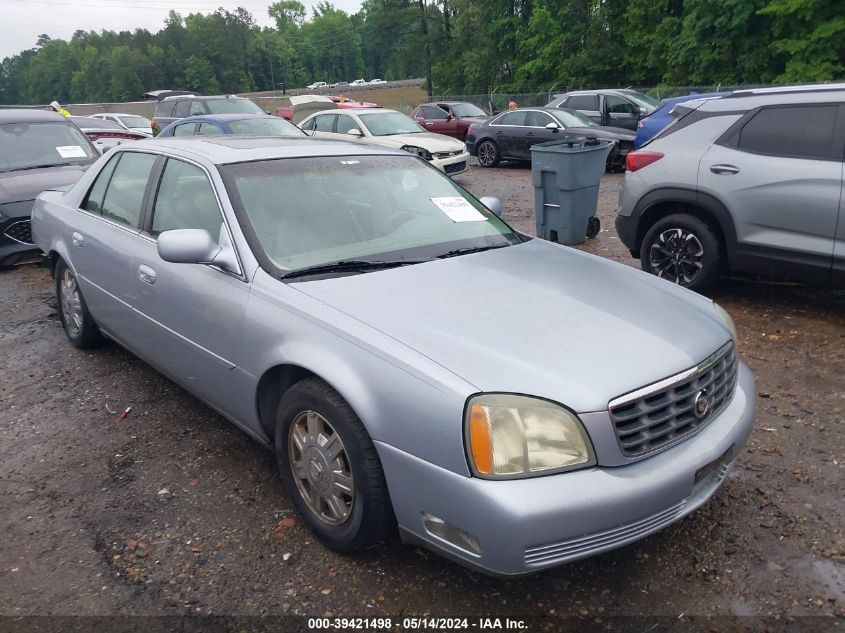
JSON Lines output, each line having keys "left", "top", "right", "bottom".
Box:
{"left": 1, "top": 161, "right": 843, "bottom": 632}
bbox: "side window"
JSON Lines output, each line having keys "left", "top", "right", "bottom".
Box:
{"left": 421, "top": 106, "right": 449, "bottom": 120}
{"left": 100, "top": 152, "right": 157, "bottom": 228}
{"left": 82, "top": 153, "right": 121, "bottom": 214}
{"left": 173, "top": 122, "right": 197, "bottom": 136}
{"left": 197, "top": 122, "right": 224, "bottom": 136}
{"left": 174, "top": 100, "right": 191, "bottom": 117}
{"left": 606, "top": 95, "right": 636, "bottom": 114}
{"left": 151, "top": 159, "right": 223, "bottom": 239}
{"left": 498, "top": 111, "right": 527, "bottom": 126}
{"left": 314, "top": 114, "right": 336, "bottom": 132}
{"left": 526, "top": 111, "right": 554, "bottom": 127}
{"left": 189, "top": 101, "right": 206, "bottom": 116}
{"left": 335, "top": 115, "right": 358, "bottom": 134}
{"left": 737, "top": 105, "right": 837, "bottom": 161}
{"left": 565, "top": 95, "right": 599, "bottom": 111}
{"left": 301, "top": 117, "right": 317, "bottom": 132}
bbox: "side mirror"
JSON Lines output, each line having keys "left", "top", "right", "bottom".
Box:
{"left": 158, "top": 229, "right": 220, "bottom": 264}
{"left": 446, "top": 114, "right": 453, "bottom": 121}
{"left": 638, "top": 106, "right": 648, "bottom": 116}
{"left": 545, "top": 122, "right": 560, "bottom": 132}
{"left": 479, "top": 196, "right": 503, "bottom": 217}
{"left": 348, "top": 128, "right": 363, "bottom": 137}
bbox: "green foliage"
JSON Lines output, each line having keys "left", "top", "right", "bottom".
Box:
{"left": 0, "top": 0, "right": 841, "bottom": 105}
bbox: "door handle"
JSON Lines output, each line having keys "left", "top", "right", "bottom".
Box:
{"left": 71, "top": 231, "right": 84, "bottom": 247}
{"left": 526, "top": 132, "right": 534, "bottom": 136}
{"left": 710, "top": 164, "right": 740, "bottom": 175}
{"left": 138, "top": 264, "right": 157, "bottom": 284}
{"left": 425, "top": 122, "right": 434, "bottom": 126}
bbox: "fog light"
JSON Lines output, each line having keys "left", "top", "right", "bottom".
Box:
{"left": 422, "top": 513, "right": 483, "bottom": 556}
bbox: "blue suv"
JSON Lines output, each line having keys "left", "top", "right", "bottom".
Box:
{"left": 634, "top": 92, "right": 728, "bottom": 148}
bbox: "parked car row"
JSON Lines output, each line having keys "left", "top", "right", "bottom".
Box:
{"left": 308, "top": 79, "right": 385, "bottom": 89}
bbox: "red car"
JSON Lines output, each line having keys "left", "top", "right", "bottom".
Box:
{"left": 410, "top": 101, "right": 490, "bottom": 141}
{"left": 276, "top": 95, "right": 380, "bottom": 122}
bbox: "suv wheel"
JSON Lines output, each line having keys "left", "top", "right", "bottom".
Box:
{"left": 640, "top": 214, "right": 721, "bottom": 291}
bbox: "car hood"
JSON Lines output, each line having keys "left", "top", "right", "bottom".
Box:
{"left": 0, "top": 164, "right": 89, "bottom": 205}
{"left": 368, "top": 132, "right": 466, "bottom": 152}
{"left": 295, "top": 239, "right": 731, "bottom": 412}
{"left": 566, "top": 125, "right": 636, "bottom": 141}
{"left": 459, "top": 116, "right": 489, "bottom": 125}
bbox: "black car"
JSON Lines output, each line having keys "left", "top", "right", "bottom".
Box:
{"left": 150, "top": 94, "right": 264, "bottom": 135}
{"left": 0, "top": 110, "right": 98, "bottom": 267}
{"left": 465, "top": 107, "right": 635, "bottom": 170}
{"left": 546, "top": 89, "right": 659, "bottom": 131}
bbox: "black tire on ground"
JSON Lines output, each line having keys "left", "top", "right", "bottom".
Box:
{"left": 55, "top": 258, "right": 102, "bottom": 348}
{"left": 476, "top": 139, "right": 500, "bottom": 168}
{"left": 274, "top": 377, "right": 394, "bottom": 551}
{"left": 639, "top": 213, "right": 722, "bottom": 292}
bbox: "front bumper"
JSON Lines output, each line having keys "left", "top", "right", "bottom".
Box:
{"left": 378, "top": 361, "right": 755, "bottom": 576}
{"left": 430, "top": 150, "right": 470, "bottom": 177}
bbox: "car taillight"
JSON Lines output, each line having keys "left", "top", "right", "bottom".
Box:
{"left": 626, "top": 150, "right": 664, "bottom": 172}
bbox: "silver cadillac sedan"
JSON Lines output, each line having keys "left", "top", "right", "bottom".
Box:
{"left": 31, "top": 137, "right": 755, "bottom": 576}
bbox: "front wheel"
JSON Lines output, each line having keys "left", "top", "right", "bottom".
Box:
{"left": 275, "top": 378, "right": 394, "bottom": 551}
{"left": 640, "top": 214, "right": 722, "bottom": 291}
{"left": 476, "top": 140, "right": 500, "bottom": 168}
{"left": 55, "top": 259, "right": 102, "bottom": 348}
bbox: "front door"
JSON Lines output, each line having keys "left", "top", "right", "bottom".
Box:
{"left": 605, "top": 95, "right": 640, "bottom": 130}
{"left": 128, "top": 157, "right": 251, "bottom": 416}
{"left": 698, "top": 103, "right": 841, "bottom": 283}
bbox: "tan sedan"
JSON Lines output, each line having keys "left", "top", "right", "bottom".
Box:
{"left": 300, "top": 108, "right": 470, "bottom": 176}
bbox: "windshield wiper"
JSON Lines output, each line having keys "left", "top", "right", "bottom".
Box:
{"left": 437, "top": 245, "right": 509, "bottom": 259}
{"left": 11, "top": 162, "right": 80, "bottom": 171}
{"left": 281, "top": 259, "right": 427, "bottom": 281}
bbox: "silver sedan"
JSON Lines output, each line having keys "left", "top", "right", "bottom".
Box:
{"left": 31, "top": 137, "right": 755, "bottom": 575}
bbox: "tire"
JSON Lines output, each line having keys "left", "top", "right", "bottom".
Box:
{"left": 640, "top": 214, "right": 722, "bottom": 292}
{"left": 476, "top": 139, "right": 500, "bottom": 168}
{"left": 275, "top": 377, "right": 394, "bottom": 551}
{"left": 55, "top": 258, "right": 102, "bottom": 348}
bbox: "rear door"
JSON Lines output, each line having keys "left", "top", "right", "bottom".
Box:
{"left": 698, "top": 103, "right": 841, "bottom": 283}
{"left": 306, "top": 114, "right": 338, "bottom": 139}
{"left": 129, "top": 156, "right": 250, "bottom": 415}
{"left": 490, "top": 110, "right": 528, "bottom": 159}
{"left": 70, "top": 151, "right": 158, "bottom": 339}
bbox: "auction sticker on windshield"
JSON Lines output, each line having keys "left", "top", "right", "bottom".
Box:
{"left": 431, "top": 197, "right": 486, "bottom": 222}
{"left": 56, "top": 146, "right": 87, "bottom": 158}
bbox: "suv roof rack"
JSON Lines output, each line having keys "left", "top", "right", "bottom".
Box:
{"left": 726, "top": 83, "right": 845, "bottom": 98}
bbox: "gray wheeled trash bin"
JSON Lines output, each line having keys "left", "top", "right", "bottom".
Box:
{"left": 531, "top": 137, "right": 614, "bottom": 245}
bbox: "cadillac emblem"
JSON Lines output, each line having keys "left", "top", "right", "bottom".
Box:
{"left": 693, "top": 389, "right": 712, "bottom": 419}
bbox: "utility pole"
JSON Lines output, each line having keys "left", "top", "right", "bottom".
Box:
{"left": 418, "top": 0, "right": 433, "bottom": 97}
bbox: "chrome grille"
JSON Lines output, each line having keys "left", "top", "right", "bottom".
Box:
{"left": 3, "top": 220, "right": 33, "bottom": 245}
{"left": 444, "top": 161, "right": 467, "bottom": 175}
{"left": 609, "top": 342, "right": 738, "bottom": 458}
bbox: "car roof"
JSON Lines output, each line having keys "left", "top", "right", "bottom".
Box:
{"left": 171, "top": 113, "right": 278, "bottom": 124}
{"left": 69, "top": 116, "right": 126, "bottom": 129}
{"left": 0, "top": 109, "right": 69, "bottom": 123}
{"left": 98, "top": 112, "right": 148, "bottom": 117}
{"left": 161, "top": 94, "right": 248, "bottom": 102}
{"left": 124, "top": 136, "right": 408, "bottom": 165}
{"left": 306, "top": 108, "right": 396, "bottom": 117}
{"left": 698, "top": 84, "right": 845, "bottom": 112}
{"left": 554, "top": 89, "right": 631, "bottom": 97}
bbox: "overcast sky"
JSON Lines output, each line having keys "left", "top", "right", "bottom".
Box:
{"left": 0, "top": 0, "right": 363, "bottom": 60}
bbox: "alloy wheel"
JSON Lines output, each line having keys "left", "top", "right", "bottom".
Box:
{"left": 648, "top": 228, "right": 705, "bottom": 286}
{"left": 59, "top": 268, "right": 83, "bottom": 336}
{"left": 478, "top": 141, "right": 496, "bottom": 167}
{"left": 288, "top": 410, "right": 355, "bottom": 525}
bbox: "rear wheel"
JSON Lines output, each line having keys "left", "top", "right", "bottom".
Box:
{"left": 275, "top": 378, "right": 393, "bottom": 551}
{"left": 55, "top": 259, "right": 101, "bottom": 348}
{"left": 640, "top": 214, "right": 722, "bottom": 291}
{"left": 476, "top": 140, "right": 500, "bottom": 168}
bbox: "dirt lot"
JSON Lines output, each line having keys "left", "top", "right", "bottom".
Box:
{"left": 1, "top": 162, "right": 843, "bottom": 632}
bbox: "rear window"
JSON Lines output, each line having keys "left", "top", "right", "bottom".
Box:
{"left": 228, "top": 118, "right": 304, "bottom": 137}
{"left": 205, "top": 99, "right": 264, "bottom": 115}
{"left": 737, "top": 105, "right": 837, "bottom": 161}
{"left": 155, "top": 101, "right": 176, "bottom": 117}
{"left": 0, "top": 121, "right": 96, "bottom": 172}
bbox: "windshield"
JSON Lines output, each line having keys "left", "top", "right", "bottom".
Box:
{"left": 228, "top": 118, "right": 304, "bottom": 136}
{"left": 117, "top": 115, "right": 151, "bottom": 128}
{"left": 450, "top": 103, "right": 486, "bottom": 117}
{"left": 221, "top": 155, "right": 522, "bottom": 274}
{"left": 623, "top": 91, "right": 660, "bottom": 109}
{"left": 358, "top": 112, "right": 424, "bottom": 136}
{"left": 0, "top": 122, "right": 96, "bottom": 172}
{"left": 550, "top": 109, "right": 598, "bottom": 128}
{"left": 205, "top": 99, "right": 264, "bottom": 115}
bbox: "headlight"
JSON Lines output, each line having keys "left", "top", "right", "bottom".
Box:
{"left": 400, "top": 145, "right": 432, "bottom": 161}
{"left": 713, "top": 302, "right": 737, "bottom": 341}
{"left": 465, "top": 394, "right": 596, "bottom": 479}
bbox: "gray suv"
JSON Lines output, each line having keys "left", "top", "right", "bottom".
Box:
{"left": 151, "top": 94, "right": 264, "bottom": 135}
{"left": 616, "top": 84, "right": 845, "bottom": 290}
